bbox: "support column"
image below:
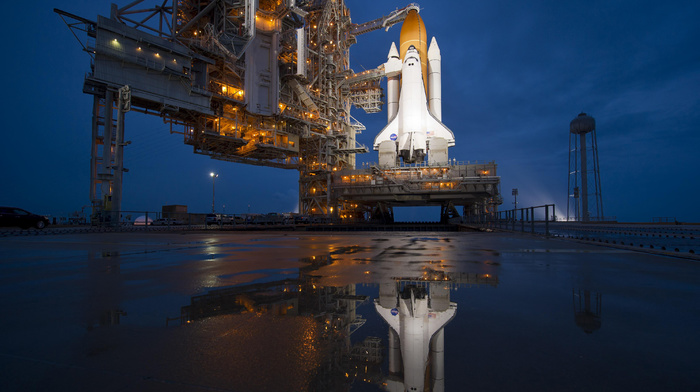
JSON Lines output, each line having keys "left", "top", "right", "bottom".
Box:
{"left": 580, "top": 133, "right": 589, "bottom": 222}
{"left": 89, "top": 95, "right": 100, "bottom": 208}
{"left": 112, "top": 86, "right": 129, "bottom": 226}
{"left": 101, "top": 90, "right": 114, "bottom": 223}
{"left": 326, "top": 172, "right": 332, "bottom": 219}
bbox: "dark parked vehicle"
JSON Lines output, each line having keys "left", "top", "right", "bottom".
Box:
{"left": 0, "top": 207, "right": 50, "bottom": 229}
{"left": 205, "top": 213, "right": 221, "bottom": 225}
{"left": 294, "top": 215, "right": 310, "bottom": 224}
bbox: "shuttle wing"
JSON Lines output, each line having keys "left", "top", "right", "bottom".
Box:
{"left": 428, "top": 303, "right": 457, "bottom": 338}
{"left": 427, "top": 111, "right": 455, "bottom": 147}
{"left": 374, "top": 300, "right": 401, "bottom": 334}
{"left": 373, "top": 114, "right": 400, "bottom": 150}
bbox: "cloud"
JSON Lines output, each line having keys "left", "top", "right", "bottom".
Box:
{"left": 274, "top": 189, "right": 300, "bottom": 213}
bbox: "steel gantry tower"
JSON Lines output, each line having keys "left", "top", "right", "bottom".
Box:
{"left": 57, "top": 0, "right": 418, "bottom": 221}
{"left": 58, "top": 1, "right": 501, "bottom": 223}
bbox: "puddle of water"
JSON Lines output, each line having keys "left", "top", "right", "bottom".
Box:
{"left": 1, "top": 232, "right": 699, "bottom": 391}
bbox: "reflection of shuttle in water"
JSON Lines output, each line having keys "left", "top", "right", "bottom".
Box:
{"left": 375, "top": 282, "right": 456, "bottom": 392}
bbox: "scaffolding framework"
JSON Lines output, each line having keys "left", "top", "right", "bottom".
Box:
{"left": 58, "top": 0, "right": 419, "bottom": 219}
{"left": 57, "top": 1, "right": 499, "bottom": 221}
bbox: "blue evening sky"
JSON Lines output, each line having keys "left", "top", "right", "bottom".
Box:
{"left": 2, "top": 0, "right": 699, "bottom": 222}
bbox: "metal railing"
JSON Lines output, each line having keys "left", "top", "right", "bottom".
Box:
{"left": 463, "top": 204, "right": 557, "bottom": 236}
{"left": 1, "top": 210, "right": 296, "bottom": 237}
{"left": 90, "top": 210, "right": 200, "bottom": 229}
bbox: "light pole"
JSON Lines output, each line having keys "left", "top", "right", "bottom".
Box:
{"left": 210, "top": 172, "right": 218, "bottom": 213}
{"left": 512, "top": 188, "right": 518, "bottom": 210}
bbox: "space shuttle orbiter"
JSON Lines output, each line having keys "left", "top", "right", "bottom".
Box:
{"left": 374, "top": 9, "right": 455, "bottom": 166}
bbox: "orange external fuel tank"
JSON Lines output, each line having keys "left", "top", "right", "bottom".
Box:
{"left": 399, "top": 9, "right": 428, "bottom": 92}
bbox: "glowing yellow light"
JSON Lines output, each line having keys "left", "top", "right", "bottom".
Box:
{"left": 222, "top": 85, "right": 228, "bottom": 93}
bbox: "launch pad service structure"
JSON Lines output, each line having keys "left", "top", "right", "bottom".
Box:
{"left": 57, "top": 0, "right": 500, "bottom": 223}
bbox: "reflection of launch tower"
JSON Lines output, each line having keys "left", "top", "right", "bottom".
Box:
{"left": 568, "top": 113, "right": 604, "bottom": 222}
{"left": 174, "top": 254, "right": 374, "bottom": 390}
{"left": 573, "top": 289, "right": 602, "bottom": 334}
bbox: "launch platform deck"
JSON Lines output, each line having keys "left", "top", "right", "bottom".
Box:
{"left": 334, "top": 162, "right": 499, "bottom": 204}
{"left": 331, "top": 162, "right": 501, "bottom": 222}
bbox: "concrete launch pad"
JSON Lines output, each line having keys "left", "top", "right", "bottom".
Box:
{"left": 1, "top": 231, "right": 699, "bottom": 391}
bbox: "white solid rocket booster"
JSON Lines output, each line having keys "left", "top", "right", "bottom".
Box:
{"left": 386, "top": 42, "right": 401, "bottom": 122}
{"left": 428, "top": 37, "right": 442, "bottom": 121}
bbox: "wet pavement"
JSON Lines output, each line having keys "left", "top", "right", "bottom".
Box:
{"left": 1, "top": 231, "right": 699, "bottom": 391}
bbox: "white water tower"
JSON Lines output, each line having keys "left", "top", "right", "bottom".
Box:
{"left": 568, "top": 113, "right": 603, "bottom": 222}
